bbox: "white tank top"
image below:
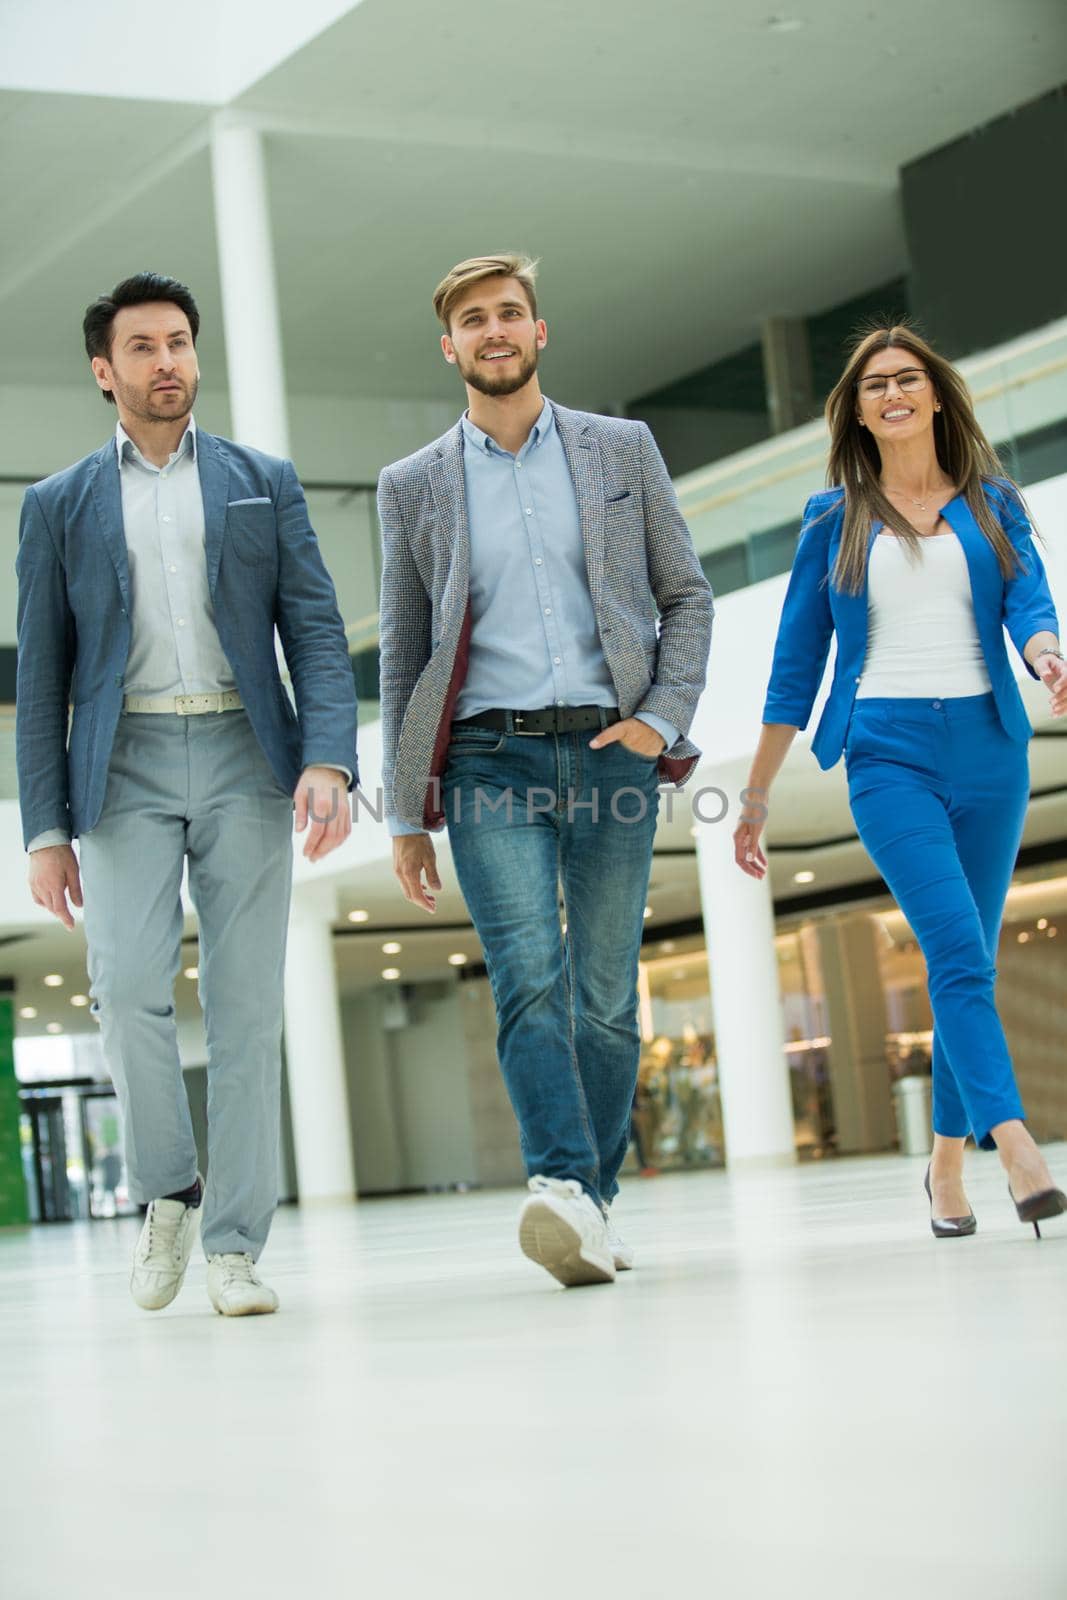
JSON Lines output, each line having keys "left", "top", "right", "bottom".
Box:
{"left": 856, "top": 531, "right": 992, "bottom": 699}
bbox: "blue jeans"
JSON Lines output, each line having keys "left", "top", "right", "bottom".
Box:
{"left": 443, "top": 726, "right": 660, "bottom": 1206}
{"left": 845, "top": 694, "right": 1029, "bottom": 1149}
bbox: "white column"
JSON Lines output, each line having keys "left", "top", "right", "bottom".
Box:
{"left": 282, "top": 882, "right": 356, "bottom": 1202}
{"left": 695, "top": 765, "right": 796, "bottom": 1167}
{"left": 210, "top": 117, "right": 291, "bottom": 456}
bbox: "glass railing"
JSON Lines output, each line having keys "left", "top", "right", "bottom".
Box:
{"left": 676, "top": 317, "right": 1067, "bottom": 597}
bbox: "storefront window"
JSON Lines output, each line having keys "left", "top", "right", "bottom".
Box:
{"left": 633, "top": 862, "right": 1067, "bottom": 1172}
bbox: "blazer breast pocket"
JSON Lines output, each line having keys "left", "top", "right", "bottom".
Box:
{"left": 226, "top": 502, "right": 277, "bottom": 565}
{"left": 605, "top": 489, "right": 634, "bottom": 511}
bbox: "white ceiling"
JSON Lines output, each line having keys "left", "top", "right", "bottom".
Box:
{"left": 1, "top": 0, "right": 1064, "bottom": 408}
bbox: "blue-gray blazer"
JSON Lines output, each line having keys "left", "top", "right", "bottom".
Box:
{"left": 15, "top": 428, "right": 358, "bottom": 848}
{"left": 762, "top": 480, "right": 1059, "bottom": 767}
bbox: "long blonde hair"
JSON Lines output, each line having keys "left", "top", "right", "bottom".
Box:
{"left": 825, "top": 323, "right": 1023, "bottom": 594}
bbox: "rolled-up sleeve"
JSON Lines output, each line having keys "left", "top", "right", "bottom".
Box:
{"left": 998, "top": 496, "right": 1059, "bottom": 677}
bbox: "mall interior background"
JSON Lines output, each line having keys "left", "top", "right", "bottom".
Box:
{"left": 1, "top": 7, "right": 1065, "bottom": 1227}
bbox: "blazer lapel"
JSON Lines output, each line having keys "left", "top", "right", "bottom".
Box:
{"left": 88, "top": 443, "right": 130, "bottom": 602}
{"left": 428, "top": 421, "right": 469, "bottom": 631}
{"left": 196, "top": 431, "right": 230, "bottom": 595}
{"left": 554, "top": 405, "right": 604, "bottom": 608}
{"left": 828, "top": 512, "right": 877, "bottom": 652}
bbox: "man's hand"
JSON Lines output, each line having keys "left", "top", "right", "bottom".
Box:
{"left": 29, "top": 844, "right": 83, "bottom": 930}
{"left": 393, "top": 834, "right": 442, "bottom": 914}
{"left": 1036, "top": 653, "right": 1067, "bottom": 718}
{"left": 294, "top": 766, "right": 352, "bottom": 861}
{"left": 588, "top": 718, "right": 666, "bottom": 758}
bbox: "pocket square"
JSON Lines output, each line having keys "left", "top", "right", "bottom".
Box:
{"left": 228, "top": 496, "right": 272, "bottom": 507}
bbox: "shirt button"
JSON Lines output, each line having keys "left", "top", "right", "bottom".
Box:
{"left": 525, "top": 508, "right": 533, "bottom": 515}
{"left": 544, "top": 607, "right": 552, "bottom": 616}
{"left": 516, "top": 462, "right": 523, "bottom": 469}
{"left": 932, "top": 700, "right": 942, "bottom": 709}
{"left": 534, "top": 558, "right": 543, "bottom": 566}
{"left": 177, "top": 619, "right": 186, "bottom": 627}
{"left": 161, "top": 515, "right": 172, "bottom": 523}
{"left": 854, "top": 676, "right": 861, "bottom": 684}
{"left": 169, "top": 565, "right": 177, "bottom": 574}
{"left": 553, "top": 656, "right": 561, "bottom": 665}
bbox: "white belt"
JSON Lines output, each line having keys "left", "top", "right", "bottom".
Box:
{"left": 123, "top": 690, "right": 244, "bottom": 716}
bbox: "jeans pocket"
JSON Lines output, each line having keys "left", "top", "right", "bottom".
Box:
{"left": 448, "top": 730, "right": 506, "bottom": 757}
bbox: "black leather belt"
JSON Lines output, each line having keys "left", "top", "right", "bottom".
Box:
{"left": 453, "top": 706, "right": 622, "bottom": 736}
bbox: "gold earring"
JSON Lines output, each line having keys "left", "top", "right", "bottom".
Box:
{"left": 934, "top": 403, "right": 941, "bottom": 412}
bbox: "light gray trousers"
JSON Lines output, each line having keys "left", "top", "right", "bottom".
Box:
{"left": 78, "top": 710, "right": 294, "bottom": 1259}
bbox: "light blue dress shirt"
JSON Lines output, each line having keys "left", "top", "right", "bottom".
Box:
{"left": 389, "top": 400, "right": 676, "bottom": 834}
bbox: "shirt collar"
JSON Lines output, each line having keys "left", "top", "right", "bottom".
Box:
{"left": 116, "top": 414, "right": 198, "bottom": 470}
{"left": 460, "top": 398, "right": 553, "bottom": 459}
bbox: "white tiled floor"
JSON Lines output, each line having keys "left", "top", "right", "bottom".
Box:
{"left": 3, "top": 1150, "right": 1067, "bottom": 1600}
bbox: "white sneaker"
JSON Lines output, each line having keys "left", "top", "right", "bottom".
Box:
{"left": 130, "top": 1177, "right": 203, "bottom": 1310}
{"left": 602, "top": 1203, "right": 635, "bottom": 1271}
{"left": 206, "top": 1253, "right": 279, "bottom": 1317}
{"left": 518, "top": 1176, "right": 616, "bottom": 1287}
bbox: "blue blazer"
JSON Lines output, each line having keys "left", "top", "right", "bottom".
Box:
{"left": 762, "top": 480, "right": 1059, "bottom": 768}
{"left": 15, "top": 428, "right": 359, "bottom": 848}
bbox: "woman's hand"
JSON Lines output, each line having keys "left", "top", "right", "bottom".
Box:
{"left": 1036, "top": 652, "right": 1067, "bottom": 717}
{"left": 733, "top": 789, "right": 769, "bottom": 879}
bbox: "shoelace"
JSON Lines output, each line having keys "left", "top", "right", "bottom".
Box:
{"left": 141, "top": 1205, "right": 185, "bottom": 1264}
{"left": 217, "top": 1253, "right": 258, "bottom": 1284}
{"left": 528, "top": 1175, "right": 583, "bottom": 1200}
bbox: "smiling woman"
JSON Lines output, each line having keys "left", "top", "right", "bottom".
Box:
{"left": 825, "top": 322, "right": 1025, "bottom": 595}
{"left": 735, "top": 319, "right": 1067, "bottom": 1245}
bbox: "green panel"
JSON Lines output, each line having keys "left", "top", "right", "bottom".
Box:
{"left": 0, "top": 993, "right": 29, "bottom": 1227}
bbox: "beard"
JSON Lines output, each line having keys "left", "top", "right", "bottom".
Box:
{"left": 457, "top": 343, "right": 539, "bottom": 398}
{"left": 110, "top": 371, "right": 199, "bottom": 423}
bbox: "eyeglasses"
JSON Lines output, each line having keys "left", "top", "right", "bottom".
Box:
{"left": 856, "top": 367, "right": 929, "bottom": 400}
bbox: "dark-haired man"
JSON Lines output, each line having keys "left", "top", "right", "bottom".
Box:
{"left": 16, "top": 273, "right": 358, "bottom": 1316}
{"left": 378, "top": 254, "right": 713, "bottom": 1287}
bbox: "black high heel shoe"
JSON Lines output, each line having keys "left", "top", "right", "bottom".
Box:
{"left": 1008, "top": 1183, "right": 1067, "bottom": 1239}
{"left": 924, "top": 1165, "right": 977, "bottom": 1238}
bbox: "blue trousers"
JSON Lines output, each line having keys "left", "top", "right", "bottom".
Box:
{"left": 845, "top": 693, "right": 1029, "bottom": 1149}
{"left": 443, "top": 726, "right": 660, "bottom": 1206}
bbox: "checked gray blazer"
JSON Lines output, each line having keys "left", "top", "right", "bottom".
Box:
{"left": 376, "top": 401, "right": 714, "bottom": 832}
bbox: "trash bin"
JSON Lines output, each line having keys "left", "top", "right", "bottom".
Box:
{"left": 893, "top": 1075, "right": 933, "bottom": 1156}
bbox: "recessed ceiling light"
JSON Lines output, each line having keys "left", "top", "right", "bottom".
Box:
{"left": 382, "top": 941, "right": 402, "bottom": 955}
{"left": 1037, "top": 918, "right": 1048, "bottom": 930}
{"left": 448, "top": 953, "right": 468, "bottom": 967}
{"left": 1017, "top": 931, "right": 1030, "bottom": 944}
{"left": 794, "top": 871, "right": 815, "bottom": 884}
{"left": 43, "top": 974, "right": 63, "bottom": 988}
{"left": 660, "top": 941, "right": 676, "bottom": 954}
{"left": 183, "top": 966, "right": 199, "bottom": 980}
{"left": 19, "top": 1007, "right": 37, "bottom": 1020}
{"left": 46, "top": 1022, "right": 63, "bottom": 1035}
{"left": 70, "top": 994, "right": 89, "bottom": 1007}
{"left": 348, "top": 910, "right": 369, "bottom": 924}
{"left": 382, "top": 967, "right": 401, "bottom": 980}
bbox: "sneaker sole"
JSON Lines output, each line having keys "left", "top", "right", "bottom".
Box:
{"left": 211, "top": 1298, "right": 278, "bottom": 1318}
{"left": 518, "top": 1200, "right": 616, "bottom": 1288}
